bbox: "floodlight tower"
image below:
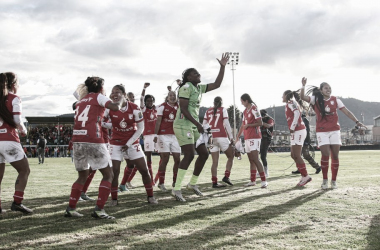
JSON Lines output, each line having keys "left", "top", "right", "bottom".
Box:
{"left": 227, "top": 52, "right": 239, "bottom": 139}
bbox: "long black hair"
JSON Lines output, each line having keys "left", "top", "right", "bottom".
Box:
{"left": 284, "top": 90, "right": 307, "bottom": 110}
{"left": 241, "top": 93, "right": 257, "bottom": 107}
{"left": 306, "top": 82, "right": 330, "bottom": 119}
{"left": 0, "top": 72, "right": 17, "bottom": 128}
{"left": 213, "top": 96, "right": 222, "bottom": 116}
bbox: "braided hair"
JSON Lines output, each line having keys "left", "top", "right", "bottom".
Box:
{"left": 178, "top": 68, "right": 197, "bottom": 89}
{"left": 213, "top": 96, "right": 222, "bottom": 116}
{"left": 0, "top": 73, "right": 17, "bottom": 128}
{"left": 306, "top": 82, "right": 330, "bottom": 119}
{"left": 284, "top": 90, "right": 307, "bottom": 111}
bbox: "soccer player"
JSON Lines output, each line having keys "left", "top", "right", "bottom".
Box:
{"left": 153, "top": 91, "right": 181, "bottom": 191}
{"left": 0, "top": 72, "right": 32, "bottom": 215}
{"left": 203, "top": 96, "right": 235, "bottom": 188}
{"left": 105, "top": 84, "right": 157, "bottom": 205}
{"left": 64, "top": 76, "right": 120, "bottom": 219}
{"left": 235, "top": 94, "right": 268, "bottom": 188}
{"left": 37, "top": 135, "right": 47, "bottom": 164}
{"left": 172, "top": 53, "right": 230, "bottom": 202}
{"left": 300, "top": 77, "right": 365, "bottom": 189}
{"left": 282, "top": 90, "right": 312, "bottom": 186}
{"left": 260, "top": 109, "right": 274, "bottom": 177}
{"left": 140, "top": 83, "right": 157, "bottom": 185}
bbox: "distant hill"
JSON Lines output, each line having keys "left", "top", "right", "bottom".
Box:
{"left": 261, "top": 98, "right": 380, "bottom": 129}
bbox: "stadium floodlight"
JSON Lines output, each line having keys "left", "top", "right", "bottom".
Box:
{"left": 228, "top": 52, "right": 240, "bottom": 138}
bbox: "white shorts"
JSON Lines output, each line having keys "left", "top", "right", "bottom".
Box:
{"left": 291, "top": 129, "right": 307, "bottom": 146}
{"left": 316, "top": 130, "right": 342, "bottom": 147}
{"left": 110, "top": 144, "right": 145, "bottom": 161}
{"left": 245, "top": 139, "right": 261, "bottom": 153}
{"left": 0, "top": 141, "right": 26, "bottom": 164}
{"left": 210, "top": 137, "right": 231, "bottom": 153}
{"left": 144, "top": 134, "right": 156, "bottom": 152}
{"left": 73, "top": 143, "right": 112, "bottom": 171}
{"left": 157, "top": 135, "right": 181, "bottom": 153}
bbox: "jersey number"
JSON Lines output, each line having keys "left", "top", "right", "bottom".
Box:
{"left": 208, "top": 113, "right": 220, "bottom": 127}
{"left": 75, "top": 105, "right": 91, "bottom": 127}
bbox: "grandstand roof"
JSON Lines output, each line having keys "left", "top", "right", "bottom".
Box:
{"left": 26, "top": 113, "right": 74, "bottom": 124}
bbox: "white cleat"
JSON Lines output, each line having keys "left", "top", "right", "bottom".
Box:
{"left": 331, "top": 181, "right": 338, "bottom": 189}
{"left": 171, "top": 189, "right": 186, "bottom": 202}
{"left": 157, "top": 184, "right": 168, "bottom": 192}
{"left": 148, "top": 196, "right": 158, "bottom": 204}
{"left": 297, "top": 175, "right": 312, "bottom": 187}
{"left": 321, "top": 179, "right": 329, "bottom": 190}
{"left": 261, "top": 181, "right": 268, "bottom": 188}
{"left": 186, "top": 183, "right": 203, "bottom": 196}
{"left": 244, "top": 181, "right": 256, "bottom": 187}
{"left": 125, "top": 182, "right": 134, "bottom": 189}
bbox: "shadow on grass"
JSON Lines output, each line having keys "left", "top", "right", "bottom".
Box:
{"left": 366, "top": 214, "right": 380, "bottom": 250}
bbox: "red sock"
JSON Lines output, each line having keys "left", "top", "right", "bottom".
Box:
{"left": 250, "top": 170, "right": 257, "bottom": 182}
{"left": 147, "top": 162, "right": 155, "bottom": 185}
{"left": 13, "top": 191, "right": 24, "bottom": 204}
{"left": 158, "top": 171, "right": 166, "bottom": 184}
{"left": 68, "top": 183, "right": 83, "bottom": 209}
{"left": 225, "top": 170, "right": 231, "bottom": 178}
{"left": 154, "top": 172, "right": 159, "bottom": 184}
{"left": 212, "top": 176, "right": 217, "bottom": 184}
{"left": 121, "top": 167, "right": 133, "bottom": 185}
{"left": 111, "top": 186, "right": 118, "bottom": 200}
{"left": 173, "top": 171, "right": 177, "bottom": 184}
{"left": 331, "top": 159, "right": 339, "bottom": 181}
{"left": 321, "top": 155, "right": 329, "bottom": 180}
{"left": 82, "top": 170, "right": 96, "bottom": 193}
{"left": 144, "top": 183, "right": 154, "bottom": 197}
{"left": 127, "top": 167, "right": 138, "bottom": 182}
{"left": 296, "top": 163, "right": 308, "bottom": 177}
{"left": 259, "top": 171, "right": 266, "bottom": 182}
{"left": 96, "top": 181, "right": 111, "bottom": 209}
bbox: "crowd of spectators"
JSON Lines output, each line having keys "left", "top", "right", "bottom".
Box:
{"left": 23, "top": 125, "right": 73, "bottom": 145}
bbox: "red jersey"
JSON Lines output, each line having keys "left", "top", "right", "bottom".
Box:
{"left": 242, "top": 104, "right": 262, "bottom": 139}
{"left": 156, "top": 102, "right": 178, "bottom": 135}
{"left": 0, "top": 93, "right": 22, "bottom": 142}
{"left": 142, "top": 106, "right": 157, "bottom": 135}
{"left": 106, "top": 101, "right": 143, "bottom": 146}
{"left": 72, "top": 93, "right": 111, "bottom": 143}
{"left": 285, "top": 100, "right": 305, "bottom": 131}
{"left": 309, "top": 96, "right": 345, "bottom": 132}
{"left": 204, "top": 107, "right": 229, "bottom": 138}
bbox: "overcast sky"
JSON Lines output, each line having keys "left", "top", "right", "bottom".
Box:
{"left": 1, "top": 0, "right": 379, "bottom": 117}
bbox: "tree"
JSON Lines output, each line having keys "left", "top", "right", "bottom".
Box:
{"left": 227, "top": 105, "right": 241, "bottom": 137}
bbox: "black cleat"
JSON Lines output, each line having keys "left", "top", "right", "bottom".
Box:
{"left": 11, "top": 202, "right": 33, "bottom": 214}
{"left": 292, "top": 170, "right": 301, "bottom": 174}
{"left": 315, "top": 167, "right": 322, "bottom": 174}
{"left": 222, "top": 176, "right": 234, "bottom": 186}
{"left": 213, "top": 183, "right": 227, "bottom": 188}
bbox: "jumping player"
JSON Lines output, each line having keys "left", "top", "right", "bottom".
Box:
{"left": 235, "top": 94, "right": 268, "bottom": 188}
{"left": 203, "top": 96, "right": 235, "bottom": 188}
{"left": 172, "top": 53, "right": 230, "bottom": 202}
{"left": 300, "top": 77, "right": 365, "bottom": 189}
{"left": 153, "top": 91, "right": 181, "bottom": 191}
{"left": 65, "top": 77, "right": 120, "bottom": 219}
{"left": 282, "top": 90, "right": 312, "bottom": 186}
{"left": 0, "top": 72, "right": 32, "bottom": 214}
{"left": 106, "top": 84, "right": 157, "bottom": 205}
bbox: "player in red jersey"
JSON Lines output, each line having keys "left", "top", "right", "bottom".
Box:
{"left": 0, "top": 72, "right": 32, "bottom": 215}
{"left": 105, "top": 84, "right": 157, "bottom": 205}
{"left": 283, "top": 90, "right": 312, "bottom": 186}
{"left": 235, "top": 94, "right": 268, "bottom": 188}
{"left": 153, "top": 91, "right": 181, "bottom": 191}
{"left": 203, "top": 96, "right": 235, "bottom": 188}
{"left": 300, "top": 78, "right": 365, "bottom": 189}
{"left": 140, "top": 83, "right": 157, "bottom": 185}
{"left": 64, "top": 77, "right": 121, "bottom": 219}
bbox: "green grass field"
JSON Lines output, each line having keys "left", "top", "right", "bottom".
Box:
{"left": 1, "top": 150, "right": 380, "bottom": 249}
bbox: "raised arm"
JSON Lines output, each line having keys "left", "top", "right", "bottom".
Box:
{"left": 205, "top": 53, "right": 230, "bottom": 92}
{"left": 300, "top": 77, "right": 310, "bottom": 102}
{"left": 140, "top": 82, "right": 150, "bottom": 108}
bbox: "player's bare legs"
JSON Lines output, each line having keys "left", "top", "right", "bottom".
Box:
{"left": 0, "top": 163, "right": 5, "bottom": 213}
{"left": 131, "top": 157, "right": 157, "bottom": 204}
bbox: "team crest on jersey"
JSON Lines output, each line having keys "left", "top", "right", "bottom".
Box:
{"left": 325, "top": 105, "right": 330, "bottom": 112}
{"left": 174, "top": 106, "right": 178, "bottom": 110}
{"left": 187, "top": 131, "right": 191, "bottom": 138}
{"left": 0, "top": 118, "right": 3, "bottom": 127}
{"left": 169, "top": 113, "right": 174, "bottom": 119}
{"left": 138, "top": 112, "right": 143, "bottom": 119}
{"left": 150, "top": 113, "right": 155, "bottom": 119}
{"left": 120, "top": 118, "right": 127, "bottom": 128}
{"left": 248, "top": 114, "right": 251, "bottom": 118}
{"left": 330, "top": 100, "right": 335, "bottom": 105}
{"left": 128, "top": 114, "right": 133, "bottom": 119}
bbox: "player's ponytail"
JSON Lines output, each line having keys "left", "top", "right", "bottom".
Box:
{"left": 213, "top": 96, "right": 222, "bottom": 116}
{"left": 0, "top": 73, "right": 17, "bottom": 128}
{"left": 284, "top": 90, "right": 307, "bottom": 111}
{"left": 306, "top": 83, "right": 329, "bottom": 119}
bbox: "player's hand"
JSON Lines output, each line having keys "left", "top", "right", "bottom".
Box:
{"left": 176, "top": 79, "right": 182, "bottom": 85}
{"left": 243, "top": 124, "right": 250, "bottom": 130}
{"left": 356, "top": 121, "right": 367, "bottom": 129}
{"left": 153, "top": 136, "right": 158, "bottom": 143}
{"left": 196, "top": 123, "right": 204, "bottom": 134}
{"left": 167, "top": 86, "right": 172, "bottom": 91}
{"left": 302, "top": 77, "right": 307, "bottom": 86}
{"left": 20, "top": 131, "right": 27, "bottom": 137}
{"left": 290, "top": 129, "right": 295, "bottom": 133}
{"left": 122, "top": 145, "right": 129, "bottom": 152}
{"left": 144, "top": 82, "right": 150, "bottom": 88}
{"left": 217, "top": 53, "right": 230, "bottom": 67}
